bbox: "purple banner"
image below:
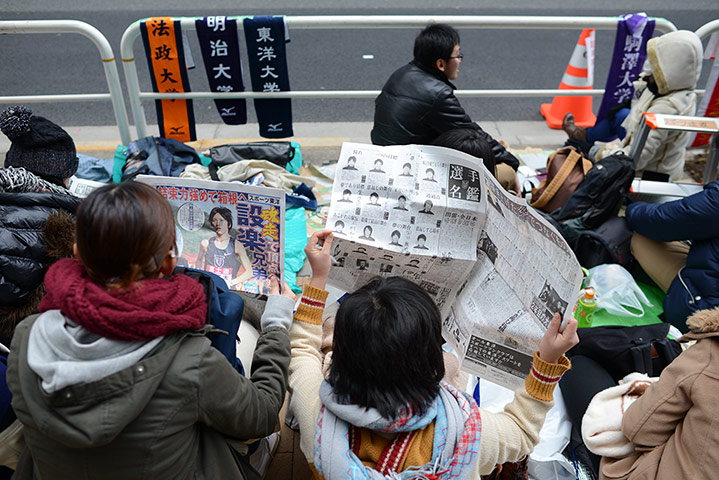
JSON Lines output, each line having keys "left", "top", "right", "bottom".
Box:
{"left": 596, "top": 14, "right": 655, "bottom": 126}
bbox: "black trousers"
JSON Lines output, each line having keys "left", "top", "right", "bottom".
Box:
{"left": 559, "top": 355, "right": 616, "bottom": 476}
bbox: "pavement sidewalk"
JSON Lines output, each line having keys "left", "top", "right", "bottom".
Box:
{"left": 0, "top": 121, "right": 569, "bottom": 166}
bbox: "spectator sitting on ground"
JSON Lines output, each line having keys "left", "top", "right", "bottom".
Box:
{"left": 7, "top": 181, "right": 294, "bottom": 479}
{"left": 433, "top": 128, "right": 521, "bottom": 195}
{"left": 625, "top": 181, "right": 719, "bottom": 333}
{"left": 0, "top": 105, "right": 80, "bottom": 345}
{"left": 0, "top": 105, "right": 80, "bottom": 476}
{"left": 289, "top": 230, "right": 578, "bottom": 478}
{"left": 371, "top": 23, "right": 520, "bottom": 191}
{"left": 562, "top": 30, "right": 703, "bottom": 181}
{"left": 561, "top": 306, "right": 719, "bottom": 480}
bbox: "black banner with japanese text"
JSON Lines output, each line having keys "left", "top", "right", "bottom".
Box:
{"left": 196, "top": 16, "right": 247, "bottom": 125}
{"left": 243, "top": 16, "right": 294, "bottom": 138}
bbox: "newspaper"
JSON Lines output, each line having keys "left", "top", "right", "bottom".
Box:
{"left": 326, "top": 143, "right": 582, "bottom": 390}
{"left": 137, "top": 175, "right": 285, "bottom": 295}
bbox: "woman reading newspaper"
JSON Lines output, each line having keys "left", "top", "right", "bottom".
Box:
{"left": 7, "top": 182, "right": 294, "bottom": 479}
{"left": 289, "top": 230, "right": 579, "bottom": 479}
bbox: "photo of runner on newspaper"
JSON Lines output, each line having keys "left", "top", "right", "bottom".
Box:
{"left": 196, "top": 207, "right": 254, "bottom": 288}
{"left": 137, "top": 176, "right": 285, "bottom": 296}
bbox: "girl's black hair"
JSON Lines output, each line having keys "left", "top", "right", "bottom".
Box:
{"left": 433, "top": 128, "right": 496, "bottom": 177}
{"left": 329, "top": 277, "right": 445, "bottom": 419}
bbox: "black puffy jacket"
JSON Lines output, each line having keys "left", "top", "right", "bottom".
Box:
{"left": 371, "top": 61, "right": 519, "bottom": 170}
{"left": 0, "top": 191, "right": 79, "bottom": 307}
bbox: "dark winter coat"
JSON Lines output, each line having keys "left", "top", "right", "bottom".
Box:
{"left": 7, "top": 315, "right": 290, "bottom": 480}
{"left": 0, "top": 191, "right": 78, "bottom": 308}
{"left": 626, "top": 181, "right": 719, "bottom": 329}
{"left": 370, "top": 61, "right": 519, "bottom": 170}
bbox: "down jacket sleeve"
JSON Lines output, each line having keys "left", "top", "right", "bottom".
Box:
{"left": 626, "top": 181, "right": 719, "bottom": 242}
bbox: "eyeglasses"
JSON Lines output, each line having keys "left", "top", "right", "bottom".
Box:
{"left": 448, "top": 53, "right": 464, "bottom": 60}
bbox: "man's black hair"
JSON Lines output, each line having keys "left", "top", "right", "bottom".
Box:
{"left": 413, "top": 24, "right": 460, "bottom": 70}
{"left": 329, "top": 276, "right": 445, "bottom": 419}
{"left": 433, "top": 128, "right": 496, "bottom": 176}
{"left": 209, "top": 206, "right": 233, "bottom": 230}
{"left": 417, "top": 234, "right": 427, "bottom": 241}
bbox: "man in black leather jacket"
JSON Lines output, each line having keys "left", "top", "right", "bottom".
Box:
{"left": 371, "top": 24, "right": 520, "bottom": 182}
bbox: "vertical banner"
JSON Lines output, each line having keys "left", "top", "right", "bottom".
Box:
{"left": 196, "top": 16, "right": 247, "bottom": 125}
{"left": 690, "top": 33, "right": 719, "bottom": 147}
{"left": 141, "top": 18, "right": 196, "bottom": 143}
{"left": 243, "top": 16, "right": 294, "bottom": 138}
{"left": 596, "top": 13, "right": 655, "bottom": 125}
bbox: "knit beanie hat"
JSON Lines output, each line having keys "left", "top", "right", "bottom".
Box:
{"left": 0, "top": 105, "right": 78, "bottom": 180}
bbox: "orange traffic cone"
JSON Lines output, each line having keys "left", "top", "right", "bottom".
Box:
{"left": 541, "top": 29, "right": 596, "bottom": 129}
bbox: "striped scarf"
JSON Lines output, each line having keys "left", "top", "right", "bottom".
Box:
{"left": 314, "top": 381, "right": 481, "bottom": 479}
{"left": 0, "top": 166, "right": 72, "bottom": 195}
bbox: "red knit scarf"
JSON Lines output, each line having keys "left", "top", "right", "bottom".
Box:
{"left": 39, "top": 258, "right": 207, "bottom": 341}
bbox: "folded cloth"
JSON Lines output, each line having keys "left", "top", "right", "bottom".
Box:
{"left": 181, "top": 159, "right": 315, "bottom": 193}
{"left": 581, "top": 372, "right": 658, "bottom": 457}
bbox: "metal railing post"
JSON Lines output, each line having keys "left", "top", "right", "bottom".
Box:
{"left": 0, "top": 20, "right": 132, "bottom": 145}
{"left": 695, "top": 19, "right": 719, "bottom": 41}
{"left": 703, "top": 134, "right": 719, "bottom": 184}
{"left": 120, "top": 21, "right": 149, "bottom": 139}
{"left": 627, "top": 116, "right": 652, "bottom": 163}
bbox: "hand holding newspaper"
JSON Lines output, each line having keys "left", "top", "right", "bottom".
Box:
{"left": 326, "top": 143, "right": 583, "bottom": 389}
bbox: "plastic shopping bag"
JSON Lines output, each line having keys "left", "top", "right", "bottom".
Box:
{"left": 587, "top": 264, "right": 652, "bottom": 317}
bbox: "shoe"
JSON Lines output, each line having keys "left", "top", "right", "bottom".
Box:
{"left": 562, "top": 113, "right": 587, "bottom": 141}
{"left": 248, "top": 431, "right": 281, "bottom": 477}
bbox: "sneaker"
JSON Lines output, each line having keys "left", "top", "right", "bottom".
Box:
{"left": 248, "top": 431, "right": 281, "bottom": 478}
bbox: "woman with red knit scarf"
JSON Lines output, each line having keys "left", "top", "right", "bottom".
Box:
{"left": 7, "top": 182, "right": 295, "bottom": 479}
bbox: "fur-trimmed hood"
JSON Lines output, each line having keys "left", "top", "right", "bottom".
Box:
{"left": 685, "top": 307, "right": 719, "bottom": 335}
{"left": 647, "top": 30, "right": 703, "bottom": 95}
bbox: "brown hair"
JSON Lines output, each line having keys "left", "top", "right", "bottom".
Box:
{"left": 75, "top": 182, "right": 175, "bottom": 288}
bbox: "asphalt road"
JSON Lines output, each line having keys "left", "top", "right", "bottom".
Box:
{"left": 0, "top": 1, "right": 716, "bottom": 127}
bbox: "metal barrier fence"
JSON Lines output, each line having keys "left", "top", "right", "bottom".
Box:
{"left": 2, "top": 16, "right": 716, "bottom": 145}
{"left": 120, "top": 15, "right": 680, "bottom": 139}
{"left": 0, "top": 20, "right": 132, "bottom": 145}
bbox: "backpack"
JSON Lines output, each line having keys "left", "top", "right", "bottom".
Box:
{"left": 174, "top": 267, "right": 245, "bottom": 374}
{"left": 550, "top": 152, "right": 635, "bottom": 246}
{"left": 567, "top": 323, "right": 682, "bottom": 381}
{"left": 530, "top": 146, "right": 593, "bottom": 213}
{"left": 573, "top": 216, "right": 634, "bottom": 269}
{"left": 122, "top": 136, "right": 201, "bottom": 181}
{"left": 208, "top": 141, "right": 295, "bottom": 181}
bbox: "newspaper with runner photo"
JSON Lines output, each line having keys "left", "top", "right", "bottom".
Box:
{"left": 326, "top": 143, "right": 582, "bottom": 389}
{"left": 137, "top": 175, "right": 284, "bottom": 295}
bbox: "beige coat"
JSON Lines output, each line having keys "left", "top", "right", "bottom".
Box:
{"left": 599, "top": 307, "right": 719, "bottom": 480}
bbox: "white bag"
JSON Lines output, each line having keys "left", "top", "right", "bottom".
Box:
{"left": 588, "top": 264, "right": 652, "bottom": 317}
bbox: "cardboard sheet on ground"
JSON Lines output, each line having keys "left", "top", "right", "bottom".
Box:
{"left": 325, "top": 142, "right": 583, "bottom": 390}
